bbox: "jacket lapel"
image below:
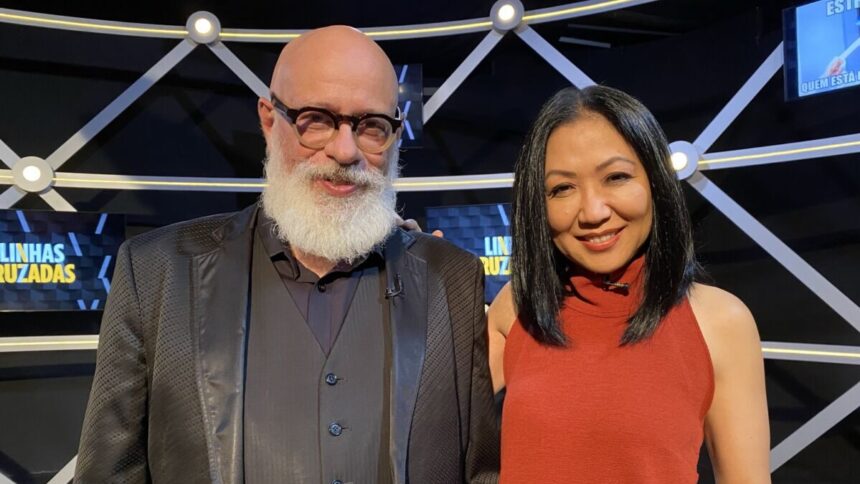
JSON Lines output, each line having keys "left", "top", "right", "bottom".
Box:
{"left": 384, "top": 230, "right": 427, "bottom": 484}
{"left": 191, "top": 205, "right": 257, "bottom": 484}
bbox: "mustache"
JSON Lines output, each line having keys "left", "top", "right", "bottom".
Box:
{"left": 292, "top": 160, "right": 387, "bottom": 188}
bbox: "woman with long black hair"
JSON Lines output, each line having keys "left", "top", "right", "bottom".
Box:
{"left": 488, "top": 85, "right": 770, "bottom": 483}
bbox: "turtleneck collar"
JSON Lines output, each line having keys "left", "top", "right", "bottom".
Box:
{"left": 562, "top": 254, "right": 646, "bottom": 318}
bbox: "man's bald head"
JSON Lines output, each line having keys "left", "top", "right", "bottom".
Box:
{"left": 271, "top": 25, "right": 399, "bottom": 113}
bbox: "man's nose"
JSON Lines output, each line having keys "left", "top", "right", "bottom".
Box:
{"left": 325, "top": 124, "right": 361, "bottom": 165}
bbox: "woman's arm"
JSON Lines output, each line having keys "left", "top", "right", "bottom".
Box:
{"left": 487, "top": 282, "right": 517, "bottom": 394}
{"left": 690, "top": 283, "right": 771, "bottom": 483}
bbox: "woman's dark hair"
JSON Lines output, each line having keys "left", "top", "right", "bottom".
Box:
{"left": 511, "top": 85, "right": 700, "bottom": 346}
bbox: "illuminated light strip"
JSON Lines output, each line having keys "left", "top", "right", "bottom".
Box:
{"left": 0, "top": 340, "right": 98, "bottom": 347}
{"left": 2, "top": 1, "right": 649, "bottom": 42}
{"left": 364, "top": 21, "right": 493, "bottom": 37}
{"left": 701, "top": 140, "right": 860, "bottom": 166}
{"left": 221, "top": 20, "right": 495, "bottom": 40}
{"left": 0, "top": 11, "right": 186, "bottom": 36}
{"left": 522, "top": 0, "right": 642, "bottom": 21}
{"left": 5, "top": 339, "right": 855, "bottom": 359}
{"left": 219, "top": 31, "right": 300, "bottom": 40}
{"left": 43, "top": 173, "right": 516, "bottom": 191}
{"left": 394, "top": 178, "right": 514, "bottom": 188}
{"left": 52, "top": 176, "right": 267, "bottom": 189}
{"left": 0, "top": 338, "right": 99, "bottom": 352}
{"left": 762, "top": 348, "right": 860, "bottom": 360}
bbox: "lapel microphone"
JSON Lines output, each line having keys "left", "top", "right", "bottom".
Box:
{"left": 385, "top": 273, "right": 404, "bottom": 299}
{"left": 602, "top": 276, "right": 630, "bottom": 292}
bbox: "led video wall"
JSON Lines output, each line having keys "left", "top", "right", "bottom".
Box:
{"left": 0, "top": 210, "right": 124, "bottom": 311}
{"left": 426, "top": 203, "right": 512, "bottom": 303}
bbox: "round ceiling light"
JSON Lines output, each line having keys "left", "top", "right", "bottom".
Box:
{"left": 497, "top": 4, "right": 516, "bottom": 22}
{"left": 186, "top": 12, "right": 221, "bottom": 44}
{"left": 668, "top": 141, "right": 700, "bottom": 180}
{"left": 490, "top": 0, "right": 524, "bottom": 31}
{"left": 670, "top": 152, "right": 689, "bottom": 171}
{"left": 194, "top": 18, "right": 213, "bottom": 35}
{"left": 11, "top": 156, "right": 54, "bottom": 193}
{"left": 22, "top": 165, "right": 42, "bottom": 182}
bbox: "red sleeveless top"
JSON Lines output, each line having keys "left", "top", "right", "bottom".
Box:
{"left": 501, "top": 257, "right": 714, "bottom": 483}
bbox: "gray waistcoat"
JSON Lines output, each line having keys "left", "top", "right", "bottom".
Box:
{"left": 244, "top": 235, "right": 392, "bottom": 484}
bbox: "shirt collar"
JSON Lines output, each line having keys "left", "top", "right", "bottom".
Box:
{"left": 256, "top": 211, "right": 383, "bottom": 279}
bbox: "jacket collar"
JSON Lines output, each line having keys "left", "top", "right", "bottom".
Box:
{"left": 192, "top": 204, "right": 258, "bottom": 484}
{"left": 383, "top": 228, "right": 427, "bottom": 484}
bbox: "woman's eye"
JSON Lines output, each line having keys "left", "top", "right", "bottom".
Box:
{"left": 606, "top": 172, "right": 632, "bottom": 183}
{"left": 548, "top": 184, "right": 574, "bottom": 197}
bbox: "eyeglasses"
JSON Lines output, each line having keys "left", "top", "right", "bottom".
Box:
{"left": 270, "top": 93, "right": 402, "bottom": 154}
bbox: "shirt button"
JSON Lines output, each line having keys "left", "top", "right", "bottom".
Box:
{"left": 325, "top": 373, "right": 338, "bottom": 386}
{"left": 328, "top": 422, "right": 343, "bottom": 437}
{"left": 332, "top": 480, "right": 343, "bottom": 484}
{"left": 317, "top": 282, "right": 327, "bottom": 292}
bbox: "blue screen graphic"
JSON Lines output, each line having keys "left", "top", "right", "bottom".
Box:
{"left": 793, "top": 0, "right": 860, "bottom": 97}
{"left": 426, "top": 203, "right": 512, "bottom": 303}
{"left": 0, "top": 210, "right": 124, "bottom": 311}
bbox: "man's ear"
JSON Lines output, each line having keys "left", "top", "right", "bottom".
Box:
{"left": 258, "top": 97, "right": 275, "bottom": 137}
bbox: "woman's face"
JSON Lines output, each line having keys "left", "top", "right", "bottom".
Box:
{"left": 544, "top": 113, "right": 653, "bottom": 275}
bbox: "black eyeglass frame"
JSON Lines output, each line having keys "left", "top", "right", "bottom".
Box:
{"left": 269, "top": 93, "right": 403, "bottom": 153}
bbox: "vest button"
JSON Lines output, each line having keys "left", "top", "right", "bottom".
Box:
{"left": 325, "top": 373, "right": 338, "bottom": 385}
{"left": 332, "top": 480, "right": 343, "bottom": 484}
{"left": 328, "top": 422, "right": 343, "bottom": 436}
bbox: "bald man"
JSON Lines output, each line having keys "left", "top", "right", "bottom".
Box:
{"left": 75, "top": 26, "right": 499, "bottom": 484}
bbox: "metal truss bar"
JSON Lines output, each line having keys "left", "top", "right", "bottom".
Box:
{"left": 0, "top": 8, "right": 186, "bottom": 38}
{"left": 694, "top": 43, "right": 783, "bottom": 154}
{"left": 0, "top": 138, "right": 20, "bottom": 169}
{"left": 687, "top": 172, "right": 860, "bottom": 333}
{"left": 522, "top": 0, "right": 657, "bottom": 24}
{"left": 39, "top": 189, "right": 76, "bottom": 212}
{"left": 762, "top": 342, "right": 860, "bottom": 365}
{"left": 423, "top": 30, "right": 505, "bottom": 124}
{"left": 515, "top": 25, "right": 596, "bottom": 88}
{"left": 2, "top": 1, "right": 653, "bottom": 43}
{"left": 700, "top": 133, "right": 860, "bottom": 170}
{"left": 45, "top": 39, "right": 197, "bottom": 170}
{"left": 0, "top": 335, "right": 98, "bottom": 353}
{"left": 770, "top": 380, "right": 860, "bottom": 471}
{"left": 207, "top": 41, "right": 269, "bottom": 99}
{"left": 0, "top": 185, "right": 27, "bottom": 209}
{"left": 46, "top": 456, "right": 77, "bottom": 484}
{"left": 12, "top": 171, "right": 517, "bottom": 193}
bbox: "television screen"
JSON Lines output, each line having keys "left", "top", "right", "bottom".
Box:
{"left": 0, "top": 210, "right": 125, "bottom": 311}
{"left": 426, "top": 203, "right": 511, "bottom": 303}
{"left": 784, "top": 0, "right": 860, "bottom": 98}
{"left": 394, "top": 63, "right": 423, "bottom": 148}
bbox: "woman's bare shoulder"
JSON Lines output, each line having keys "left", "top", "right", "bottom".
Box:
{"left": 488, "top": 281, "right": 518, "bottom": 336}
{"left": 688, "top": 283, "right": 761, "bottom": 368}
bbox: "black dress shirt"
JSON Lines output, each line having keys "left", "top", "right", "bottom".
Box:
{"left": 256, "top": 214, "right": 383, "bottom": 355}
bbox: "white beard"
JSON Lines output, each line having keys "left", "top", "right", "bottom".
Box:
{"left": 261, "top": 132, "right": 398, "bottom": 263}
